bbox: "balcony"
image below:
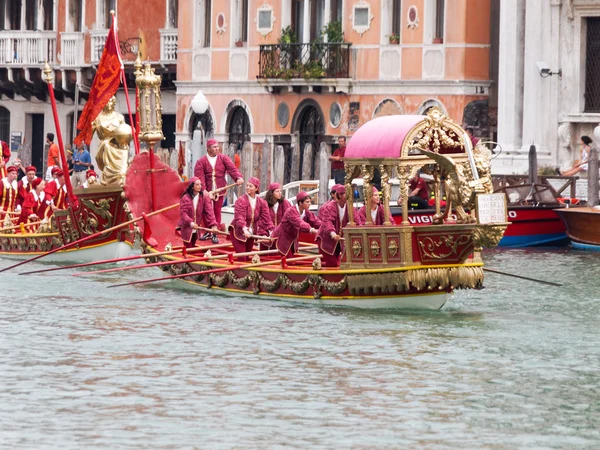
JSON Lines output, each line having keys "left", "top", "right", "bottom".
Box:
{"left": 90, "top": 29, "right": 109, "bottom": 64}
{"left": 0, "top": 31, "right": 57, "bottom": 66}
{"left": 258, "top": 42, "right": 351, "bottom": 92}
{"left": 60, "top": 32, "right": 84, "bottom": 67}
{"left": 159, "top": 28, "right": 178, "bottom": 63}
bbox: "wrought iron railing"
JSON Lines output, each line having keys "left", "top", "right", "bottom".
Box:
{"left": 258, "top": 43, "right": 351, "bottom": 79}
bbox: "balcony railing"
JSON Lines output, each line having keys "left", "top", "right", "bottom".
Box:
{"left": 90, "top": 29, "right": 109, "bottom": 63}
{"left": 60, "top": 32, "right": 84, "bottom": 67}
{"left": 0, "top": 31, "right": 57, "bottom": 66}
{"left": 159, "top": 28, "right": 178, "bottom": 62}
{"left": 258, "top": 43, "right": 351, "bottom": 79}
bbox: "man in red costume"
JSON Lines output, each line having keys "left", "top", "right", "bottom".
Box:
{"left": 17, "top": 177, "right": 45, "bottom": 226}
{"left": 0, "top": 140, "right": 10, "bottom": 179}
{"left": 16, "top": 165, "right": 37, "bottom": 210}
{"left": 194, "top": 138, "right": 244, "bottom": 238}
{"left": 0, "top": 165, "right": 18, "bottom": 220}
{"left": 316, "top": 184, "right": 350, "bottom": 267}
{"left": 40, "top": 168, "right": 67, "bottom": 219}
{"left": 272, "top": 191, "right": 320, "bottom": 258}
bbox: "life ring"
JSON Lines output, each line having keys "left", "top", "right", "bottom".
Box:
{"left": 557, "top": 197, "right": 580, "bottom": 205}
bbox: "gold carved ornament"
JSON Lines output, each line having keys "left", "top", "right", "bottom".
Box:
{"left": 418, "top": 234, "right": 472, "bottom": 260}
{"left": 389, "top": 240, "right": 399, "bottom": 257}
{"left": 352, "top": 240, "right": 362, "bottom": 257}
{"left": 370, "top": 240, "right": 380, "bottom": 257}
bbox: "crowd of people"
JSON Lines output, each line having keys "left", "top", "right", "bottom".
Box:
{"left": 0, "top": 133, "right": 100, "bottom": 231}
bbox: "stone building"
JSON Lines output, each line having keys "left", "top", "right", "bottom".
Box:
{"left": 0, "top": 0, "right": 178, "bottom": 177}
{"left": 175, "top": 0, "right": 498, "bottom": 185}
{"left": 494, "top": 0, "right": 600, "bottom": 174}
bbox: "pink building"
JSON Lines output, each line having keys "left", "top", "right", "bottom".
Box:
{"left": 175, "top": 0, "right": 497, "bottom": 185}
{"left": 0, "top": 0, "right": 178, "bottom": 175}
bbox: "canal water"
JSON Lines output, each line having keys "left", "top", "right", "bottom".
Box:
{"left": 1, "top": 248, "right": 599, "bottom": 449}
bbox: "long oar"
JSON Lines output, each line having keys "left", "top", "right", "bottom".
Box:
{"left": 483, "top": 267, "right": 563, "bottom": 287}
{"left": 77, "top": 247, "right": 285, "bottom": 276}
{"left": 208, "top": 182, "right": 237, "bottom": 200}
{"left": 0, "top": 202, "right": 180, "bottom": 273}
{"left": 19, "top": 242, "right": 232, "bottom": 275}
{"left": 0, "top": 220, "right": 44, "bottom": 233}
{"left": 108, "top": 254, "right": 317, "bottom": 289}
{"left": 196, "top": 226, "right": 229, "bottom": 236}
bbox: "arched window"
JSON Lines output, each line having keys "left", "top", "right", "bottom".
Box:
{"left": 227, "top": 106, "right": 250, "bottom": 151}
{"left": 0, "top": 107, "right": 10, "bottom": 143}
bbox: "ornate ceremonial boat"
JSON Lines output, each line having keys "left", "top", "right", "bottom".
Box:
{"left": 125, "top": 109, "right": 508, "bottom": 310}
{"left": 0, "top": 186, "right": 134, "bottom": 262}
{"left": 555, "top": 206, "right": 600, "bottom": 251}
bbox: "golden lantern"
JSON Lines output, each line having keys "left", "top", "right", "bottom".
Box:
{"left": 135, "top": 62, "right": 164, "bottom": 146}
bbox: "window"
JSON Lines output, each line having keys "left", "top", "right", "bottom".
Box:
{"left": 68, "top": 0, "right": 83, "bottom": 32}
{"left": 391, "top": 0, "right": 401, "bottom": 38}
{"left": 257, "top": 4, "right": 273, "bottom": 36}
{"left": 103, "top": 0, "right": 116, "bottom": 28}
{"left": 434, "top": 0, "right": 444, "bottom": 42}
{"left": 0, "top": 107, "right": 9, "bottom": 143}
{"left": 203, "top": 0, "right": 211, "bottom": 47}
{"left": 25, "top": 0, "right": 36, "bottom": 30}
{"left": 6, "top": 0, "right": 21, "bottom": 30}
{"left": 330, "top": 0, "right": 342, "bottom": 23}
{"left": 43, "top": 0, "right": 53, "bottom": 30}
{"left": 585, "top": 17, "right": 600, "bottom": 112}
{"left": 168, "top": 0, "right": 178, "bottom": 28}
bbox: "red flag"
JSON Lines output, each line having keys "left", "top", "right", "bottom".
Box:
{"left": 74, "top": 15, "right": 123, "bottom": 146}
{"left": 177, "top": 141, "right": 185, "bottom": 176}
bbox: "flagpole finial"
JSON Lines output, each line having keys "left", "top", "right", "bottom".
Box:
{"left": 42, "top": 61, "right": 54, "bottom": 84}
{"left": 134, "top": 53, "right": 143, "bottom": 78}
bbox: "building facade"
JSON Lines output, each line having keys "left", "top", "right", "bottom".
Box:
{"left": 0, "top": 0, "right": 178, "bottom": 175}
{"left": 175, "top": 0, "right": 497, "bottom": 184}
{"left": 494, "top": 0, "right": 600, "bottom": 175}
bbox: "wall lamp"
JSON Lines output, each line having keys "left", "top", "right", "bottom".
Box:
{"left": 537, "top": 61, "right": 562, "bottom": 78}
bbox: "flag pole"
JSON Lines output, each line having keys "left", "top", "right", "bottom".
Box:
{"left": 42, "top": 63, "right": 78, "bottom": 209}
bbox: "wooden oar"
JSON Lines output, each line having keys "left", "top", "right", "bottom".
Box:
{"left": 107, "top": 254, "right": 317, "bottom": 289}
{"left": 0, "top": 202, "right": 180, "bottom": 273}
{"left": 19, "top": 242, "right": 232, "bottom": 275}
{"left": 0, "top": 220, "right": 44, "bottom": 233}
{"left": 483, "top": 267, "right": 563, "bottom": 287}
{"left": 208, "top": 183, "right": 237, "bottom": 200}
{"left": 78, "top": 246, "right": 285, "bottom": 276}
{"left": 196, "top": 226, "right": 229, "bottom": 236}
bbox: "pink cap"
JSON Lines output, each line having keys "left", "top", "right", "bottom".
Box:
{"left": 248, "top": 177, "right": 260, "bottom": 188}
{"left": 206, "top": 138, "right": 218, "bottom": 147}
{"left": 188, "top": 176, "right": 200, "bottom": 187}
{"left": 296, "top": 191, "right": 310, "bottom": 203}
{"left": 334, "top": 185, "right": 346, "bottom": 195}
{"left": 268, "top": 182, "right": 280, "bottom": 191}
{"left": 330, "top": 184, "right": 342, "bottom": 193}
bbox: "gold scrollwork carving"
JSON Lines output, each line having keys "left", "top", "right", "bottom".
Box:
{"left": 370, "top": 240, "right": 380, "bottom": 257}
{"left": 472, "top": 224, "right": 508, "bottom": 251}
{"left": 418, "top": 234, "right": 471, "bottom": 260}
{"left": 352, "top": 240, "right": 362, "bottom": 257}
{"left": 389, "top": 240, "right": 399, "bottom": 257}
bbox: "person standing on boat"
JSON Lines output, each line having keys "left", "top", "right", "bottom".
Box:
{"left": 17, "top": 177, "right": 45, "bottom": 226}
{"left": 178, "top": 177, "right": 219, "bottom": 248}
{"left": 316, "top": 184, "right": 349, "bottom": 267}
{"left": 0, "top": 165, "right": 18, "bottom": 220}
{"left": 356, "top": 187, "right": 385, "bottom": 225}
{"left": 329, "top": 136, "right": 347, "bottom": 185}
{"left": 258, "top": 182, "right": 291, "bottom": 250}
{"left": 15, "top": 165, "right": 37, "bottom": 211}
{"left": 41, "top": 169, "right": 67, "bottom": 219}
{"left": 229, "top": 177, "right": 274, "bottom": 260}
{"left": 45, "top": 133, "right": 61, "bottom": 181}
{"left": 272, "top": 191, "right": 320, "bottom": 258}
{"left": 403, "top": 172, "right": 429, "bottom": 210}
{"left": 194, "top": 139, "right": 244, "bottom": 240}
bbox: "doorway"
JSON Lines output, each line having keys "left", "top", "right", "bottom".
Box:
{"left": 30, "top": 114, "right": 44, "bottom": 176}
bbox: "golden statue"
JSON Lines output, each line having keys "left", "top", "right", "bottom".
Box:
{"left": 93, "top": 96, "right": 132, "bottom": 186}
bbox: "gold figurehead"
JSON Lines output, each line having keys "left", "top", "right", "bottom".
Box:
{"left": 93, "top": 96, "right": 132, "bottom": 186}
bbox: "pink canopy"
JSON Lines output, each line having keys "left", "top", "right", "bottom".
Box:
{"left": 344, "top": 115, "right": 425, "bottom": 159}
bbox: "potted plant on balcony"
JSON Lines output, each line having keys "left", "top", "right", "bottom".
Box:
{"left": 320, "top": 21, "right": 347, "bottom": 77}
{"left": 387, "top": 33, "right": 400, "bottom": 45}
{"left": 235, "top": 39, "right": 244, "bottom": 47}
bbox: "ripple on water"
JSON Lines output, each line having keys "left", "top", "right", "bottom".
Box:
{"left": 0, "top": 248, "right": 599, "bottom": 448}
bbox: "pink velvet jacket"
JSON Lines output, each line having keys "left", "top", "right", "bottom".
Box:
{"left": 355, "top": 204, "right": 385, "bottom": 226}
{"left": 229, "top": 194, "right": 274, "bottom": 242}
{"left": 257, "top": 198, "right": 291, "bottom": 236}
{"left": 316, "top": 200, "right": 350, "bottom": 255}
{"left": 193, "top": 154, "right": 242, "bottom": 197}
{"left": 273, "top": 206, "right": 321, "bottom": 255}
{"left": 177, "top": 193, "right": 218, "bottom": 243}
